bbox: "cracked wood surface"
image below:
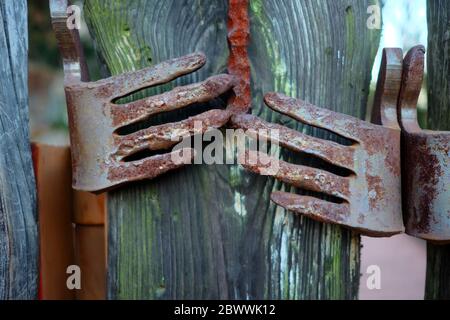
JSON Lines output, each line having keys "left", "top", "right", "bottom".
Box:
{"left": 0, "top": 0, "right": 38, "bottom": 300}
{"left": 84, "top": 0, "right": 380, "bottom": 299}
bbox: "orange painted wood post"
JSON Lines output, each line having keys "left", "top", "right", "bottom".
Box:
{"left": 33, "top": 144, "right": 75, "bottom": 300}
{"left": 73, "top": 191, "right": 107, "bottom": 300}
{"left": 33, "top": 144, "right": 106, "bottom": 300}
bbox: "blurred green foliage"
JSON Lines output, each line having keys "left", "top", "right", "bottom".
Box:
{"left": 29, "top": 0, "right": 99, "bottom": 78}
{"left": 29, "top": 1, "right": 60, "bottom": 68}
{"left": 28, "top": 0, "right": 102, "bottom": 139}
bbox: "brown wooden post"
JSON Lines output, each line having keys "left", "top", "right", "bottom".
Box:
{"left": 73, "top": 191, "right": 107, "bottom": 300}
{"left": 34, "top": 144, "right": 107, "bottom": 300}
{"left": 33, "top": 145, "right": 75, "bottom": 300}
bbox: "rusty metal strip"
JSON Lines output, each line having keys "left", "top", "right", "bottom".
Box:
{"left": 227, "top": 0, "right": 251, "bottom": 113}
{"left": 399, "top": 46, "right": 450, "bottom": 243}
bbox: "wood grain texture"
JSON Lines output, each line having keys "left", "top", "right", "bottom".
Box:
{"left": 84, "top": 0, "right": 380, "bottom": 299}
{"left": 0, "top": 0, "right": 38, "bottom": 300}
{"left": 425, "top": 0, "right": 450, "bottom": 300}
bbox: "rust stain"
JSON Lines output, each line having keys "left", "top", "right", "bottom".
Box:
{"left": 227, "top": 0, "right": 251, "bottom": 113}
{"left": 404, "top": 134, "right": 442, "bottom": 235}
{"left": 113, "top": 109, "right": 230, "bottom": 160}
{"left": 230, "top": 113, "right": 355, "bottom": 170}
{"left": 62, "top": 54, "right": 233, "bottom": 193}
{"left": 107, "top": 150, "right": 188, "bottom": 183}
{"left": 110, "top": 74, "right": 234, "bottom": 128}
{"left": 270, "top": 192, "right": 350, "bottom": 225}
{"left": 399, "top": 46, "right": 450, "bottom": 242}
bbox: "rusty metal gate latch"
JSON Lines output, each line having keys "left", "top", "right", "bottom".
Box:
{"left": 230, "top": 48, "right": 406, "bottom": 237}
{"left": 51, "top": 0, "right": 235, "bottom": 193}
{"left": 399, "top": 46, "right": 450, "bottom": 243}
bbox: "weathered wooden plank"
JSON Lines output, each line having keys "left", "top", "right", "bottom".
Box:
{"left": 0, "top": 0, "right": 38, "bottom": 300}
{"left": 247, "top": 0, "right": 380, "bottom": 299}
{"left": 84, "top": 0, "right": 380, "bottom": 299}
{"left": 425, "top": 0, "right": 450, "bottom": 300}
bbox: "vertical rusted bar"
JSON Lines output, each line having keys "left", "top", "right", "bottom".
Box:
{"left": 227, "top": 0, "right": 251, "bottom": 113}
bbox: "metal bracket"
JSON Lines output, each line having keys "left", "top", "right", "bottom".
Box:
{"left": 50, "top": 0, "right": 235, "bottom": 193}
{"left": 230, "top": 48, "right": 405, "bottom": 237}
{"left": 399, "top": 46, "right": 450, "bottom": 243}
